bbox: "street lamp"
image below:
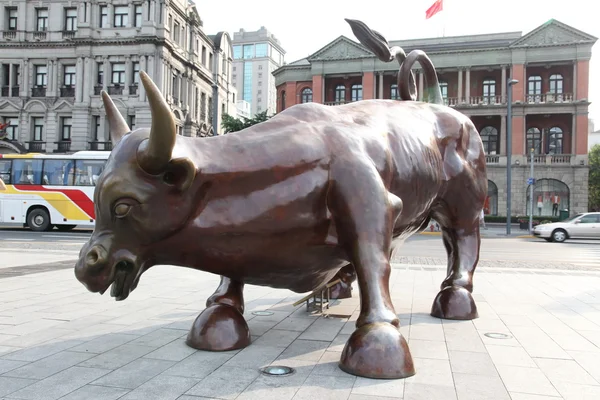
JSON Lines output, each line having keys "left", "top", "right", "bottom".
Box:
{"left": 506, "top": 78, "right": 518, "bottom": 235}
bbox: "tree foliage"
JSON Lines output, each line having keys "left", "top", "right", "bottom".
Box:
{"left": 589, "top": 144, "right": 600, "bottom": 211}
{"left": 220, "top": 110, "right": 273, "bottom": 134}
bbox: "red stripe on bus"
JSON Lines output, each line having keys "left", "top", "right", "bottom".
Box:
{"left": 13, "top": 185, "right": 96, "bottom": 219}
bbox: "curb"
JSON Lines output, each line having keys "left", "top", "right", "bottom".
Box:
{"left": 516, "top": 235, "right": 535, "bottom": 239}
{"left": 419, "top": 231, "right": 441, "bottom": 236}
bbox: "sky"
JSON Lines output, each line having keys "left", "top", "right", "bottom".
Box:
{"left": 197, "top": 0, "right": 599, "bottom": 124}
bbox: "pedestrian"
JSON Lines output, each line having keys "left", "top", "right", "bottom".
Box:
{"left": 480, "top": 209, "right": 487, "bottom": 230}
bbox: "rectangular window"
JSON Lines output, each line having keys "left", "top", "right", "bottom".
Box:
{"left": 35, "top": 65, "right": 47, "bottom": 87}
{"left": 132, "top": 62, "right": 140, "bottom": 84}
{"left": 128, "top": 115, "right": 136, "bottom": 131}
{"left": 113, "top": 6, "right": 128, "bottom": 27}
{"left": 99, "top": 5, "right": 108, "bottom": 27}
{"left": 92, "top": 115, "right": 100, "bottom": 140}
{"left": 12, "top": 159, "right": 43, "bottom": 185}
{"left": 233, "top": 45, "right": 242, "bottom": 59}
{"left": 61, "top": 117, "right": 72, "bottom": 141}
{"left": 43, "top": 159, "right": 74, "bottom": 186}
{"left": 4, "top": 117, "right": 19, "bottom": 140}
{"left": 255, "top": 43, "right": 268, "bottom": 58}
{"left": 7, "top": 8, "right": 17, "bottom": 30}
{"left": 75, "top": 159, "right": 105, "bottom": 186}
{"left": 0, "top": 159, "right": 11, "bottom": 184}
{"left": 36, "top": 8, "right": 48, "bottom": 31}
{"left": 111, "top": 63, "right": 125, "bottom": 84}
{"left": 202, "top": 46, "right": 207, "bottom": 65}
{"left": 173, "top": 22, "right": 180, "bottom": 43}
{"left": 243, "top": 44, "right": 253, "bottom": 59}
{"left": 97, "top": 63, "right": 103, "bottom": 85}
{"left": 200, "top": 92, "right": 206, "bottom": 121}
{"left": 32, "top": 117, "right": 44, "bottom": 141}
{"left": 134, "top": 4, "right": 143, "bottom": 27}
{"left": 243, "top": 62, "right": 252, "bottom": 102}
{"left": 63, "top": 65, "right": 76, "bottom": 86}
{"left": 209, "top": 53, "right": 213, "bottom": 71}
{"left": 64, "top": 8, "right": 77, "bottom": 31}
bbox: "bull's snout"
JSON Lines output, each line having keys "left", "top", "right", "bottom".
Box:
{"left": 75, "top": 243, "right": 112, "bottom": 293}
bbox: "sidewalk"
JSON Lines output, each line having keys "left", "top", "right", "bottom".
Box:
{"left": 420, "top": 223, "right": 534, "bottom": 238}
{"left": 0, "top": 264, "right": 599, "bottom": 399}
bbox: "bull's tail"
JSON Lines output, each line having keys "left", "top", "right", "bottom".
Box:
{"left": 345, "top": 18, "right": 444, "bottom": 105}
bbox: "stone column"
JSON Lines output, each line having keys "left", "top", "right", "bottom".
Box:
{"left": 465, "top": 68, "right": 471, "bottom": 104}
{"left": 107, "top": 4, "right": 113, "bottom": 28}
{"left": 457, "top": 68, "right": 463, "bottom": 101}
{"left": 21, "top": 59, "right": 28, "bottom": 97}
{"left": 501, "top": 65, "right": 506, "bottom": 101}
{"left": 83, "top": 57, "right": 91, "bottom": 102}
{"left": 124, "top": 56, "right": 131, "bottom": 95}
{"left": 76, "top": 57, "right": 84, "bottom": 102}
{"left": 500, "top": 115, "right": 507, "bottom": 155}
{"left": 103, "top": 57, "right": 109, "bottom": 90}
{"left": 187, "top": 75, "right": 193, "bottom": 112}
{"left": 573, "top": 62, "right": 577, "bottom": 99}
{"left": 139, "top": 55, "right": 147, "bottom": 101}
{"left": 47, "top": 60, "right": 54, "bottom": 94}
{"left": 8, "top": 64, "right": 13, "bottom": 93}
{"left": 418, "top": 70, "right": 424, "bottom": 101}
{"left": 147, "top": 55, "right": 155, "bottom": 96}
{"left": 378, "top": 73, "right": 384, "bottom": 99}
{"left": 128, "top": 3, "right": 134, "bottom": 27}
{"left": 572, "top": 114, "right": 577, "bottom": 154}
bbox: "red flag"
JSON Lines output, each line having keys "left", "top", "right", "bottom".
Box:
{"left": 426, "top": 0, "right": 443, "bottom": 19}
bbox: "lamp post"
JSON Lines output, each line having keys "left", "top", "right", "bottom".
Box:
{"left": 506, "top": 78, "right": 519, "bottom": 235}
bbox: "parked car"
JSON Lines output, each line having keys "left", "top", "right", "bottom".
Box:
{"left": 532, "top": 212, "right": 600, "bottom": 242}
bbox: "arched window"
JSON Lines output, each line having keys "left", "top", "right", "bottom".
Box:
{"left": 280, "top": 91, "right": 286, "bottom": 111}
{"left": 485, "top": 180, "right": 498, "bottom": 216}
{"left": 439, "top": 81, "right": 448, "bottom": 99}
{"left": 483, "top": 79, "right": 496, "bottom": 103}
{"left": 480, "top": 126, "right": 499, "bottom": 155}
{"left": 527, "top": 76, "right": 542, "bottom": 102}
{"left": 301, "top": 88, "right": 313, "bottom": 103}
{"left": 335, "top": 85, "right": 345, "bottom": 103}
{"left": 526, "top": 127, "right": 542, "bottom": 155}
{"left": 351, "top": 84, "right": 363, "bottom": 102}
{"left": 390, "top": 84, "right": 399, "bottom": 100}
{"left": 526, "top": 178, "right": 570, "bottom": 217}
{"left": 547, "top": 126, "right": 564, "bottom": 154}
{"left": 549, "top": 74, "right": 563, "bottom": 94}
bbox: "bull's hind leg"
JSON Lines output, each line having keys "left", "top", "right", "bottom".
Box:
{"left": 186, "top": 276, "right": 250, "bottom": 351}
{"left": 328, "top": 264, "right": 357, "bottom": 299}
{"left": 329, "top": 161, "right": 414, "bottom": 379}
{"left": 430, "top": 208, "right": 481, "bottom": 320}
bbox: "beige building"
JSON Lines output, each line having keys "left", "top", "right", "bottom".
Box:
{"left": 0, "top": 0, "right": 236, "bottom": 154}
{"left": 232, "top": 26, "right": 285, "bottom": 117}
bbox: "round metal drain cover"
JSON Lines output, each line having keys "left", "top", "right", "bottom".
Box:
{"left": 260, "top": 365, "right": 295, "bottom": 377}
{"left": 484, "top": 332, "right": 512, "bottom": 339}
{"left": 252, "top": 311, "right": 274, "bottom": 316}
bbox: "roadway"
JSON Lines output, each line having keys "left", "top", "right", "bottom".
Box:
{"left": 0, "top": 226, "right": 598, "bottom": 272}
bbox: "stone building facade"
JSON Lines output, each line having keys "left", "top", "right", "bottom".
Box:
{"left": 273, "top": 19, "right": 596, "bottom": 217}
{"left": 0, "top": 0, "right": 236, "bottom": 154}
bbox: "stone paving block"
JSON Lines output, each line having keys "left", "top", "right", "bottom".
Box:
{"left": 485, "top": 344, "right": 537, "bottom": 368}
{"left": 128, "top": 328, "right": 185, "bottom": 348}
{"left": 58, "top": 384, "right": 130, "bottom": 400}
{"left": 246, "top": 319, "right": 280, "bottom": 336}
{"left": 79, "top": 343, "right": 156, "bottom": 370}
{"left": 252, "top": 329, "right": 301, "bottom": 348}
{"left": 567, "top": 350, "right": 600, "bottom": 382}
{"left": 162, "top": 349, "right": 239, "bottom": 380}
{"left": 551, "top": 381, "right": 600, "bottom": 400}
{"left": 224, "top": 344, "right": 284, "bottom": 369}
{"left": 494, "top": 364, "right": 560, "bottom": 397}
{"left": 0, "top": 376, "right": 37, "bottom": 397}
{"left": 498, "top": 314, "right": 537, "bottom": 328}
{"left": 185, "top": 365, "right": 259, "bottom": 399}
{"left": 403, "top": 382, "right": 457, "bottom": 400}
{"left": 68, "top": 333, "right": 139, "bottom": 354}
{"left": 1, "top": 338, "right": 84, "bottom": 362}
{"left": 277, "top": 339, "right": 329, "bottom": 362}
{"left": 403, "top": 358, "right": 453, "bottom": 388}
{"left": 351, "top": 376, "right": 404, "bottom": 398}
{"left": 448, "top": 350, "right": 497, "bottom": 376}
{"left": 118, "top": 373, "right": 199, "bottom": 400}
{"left": 533, "top": 357, "right": 599, "bottom": 386}
{"left": 143, "top": 338, "right": 197, "bottom": 362}
{"left": 508, "top": 394, "right": 563, "bottom": 400}
{"left": 0, "top": 319, "right": 65, "bottom": 337}
{"left": 409, "top": 324, "right": 445, "bottom": 342}
{"left": 91, "top": 357, "right": 176, "bottom": 389}
{"left": 274, "top": 317, "right": 316, "bottom": 332}
{"left": 6, "top": 366, "right": 111, "bottom": 400}
{"left": 310, "top": 350, "right": 347, "bottom": 378}
{"left": 509, "top": 326, "right": 572, "bottom": 359}
{"left": 291, "top": 373, "right": 355, "bottom": 400}
{"left": 453, "top": 372, "right": 510, "bottom": 400}
{"left": 408, "top": 339, "right": 449, "bottom": 360}
{"left": 0, "top": 327, "right": 75, "bottom": 348}
{"left": 3, "top": 350, "right": 93, "bottom": 380}
{"left": 327, "top": 333, "right": 350, "bottom": 353}
{"left": 298, "top": 317, "right": 345, "bottom": 342}
{"left": 0, "top": 359, "right": 28, "bottom": 375}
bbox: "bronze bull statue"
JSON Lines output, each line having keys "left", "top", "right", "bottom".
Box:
{"left": 75, "top": 19, "right": 487, "bottom": 379}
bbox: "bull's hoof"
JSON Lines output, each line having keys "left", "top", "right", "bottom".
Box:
{"left": 430, "top": 285, "right": 478, "bottom": 320}
{"left": 339, "top": 322, "right": 415, "bottom": 379}
{"left": 329, "top": 281, "right": 353, "bottom": 299}
{"left": 186, "top": 304, "right": 250, "bottom": 351}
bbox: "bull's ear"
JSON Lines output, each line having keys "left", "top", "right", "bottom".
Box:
{"left": 163, "top": 157, "right": 196, "bottom": 192}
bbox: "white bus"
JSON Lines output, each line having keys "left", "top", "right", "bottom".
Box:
{"left": 0, "top": 151, "right": 110, "bottom": 231}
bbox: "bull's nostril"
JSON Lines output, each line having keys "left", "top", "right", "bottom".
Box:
{"left": 87, "top": 250, "right": 99, "bottom": 265}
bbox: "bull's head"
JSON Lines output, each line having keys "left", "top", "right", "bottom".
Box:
{"left": 75, "top": 71, "right": 198, "bottom": 300}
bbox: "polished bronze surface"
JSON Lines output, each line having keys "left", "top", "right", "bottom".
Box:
{"left": 74, "top": 18, "right": 487, "bottom": 380}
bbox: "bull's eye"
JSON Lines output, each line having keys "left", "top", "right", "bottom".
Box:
{"left": 163, "top": 171, "right": 175, "bottom": 185}
{"left": 114, "top": 203, "right": 131, "bottom": 218}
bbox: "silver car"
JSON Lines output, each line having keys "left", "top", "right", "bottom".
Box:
{"left": 532, "top": 212, "right": 600, "bottom": 243}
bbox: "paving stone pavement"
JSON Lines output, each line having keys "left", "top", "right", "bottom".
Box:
{"left": 0, "top": 264, "right": 599, "bottom": 399}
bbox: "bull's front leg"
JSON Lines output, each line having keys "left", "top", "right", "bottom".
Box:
{"left": 329, "top": 161, "right": 414, "bottom": 380}
{"left": 186, "top": 276, "right": 250, "bottom": 351}
{"left": 327, "top": 264, "right": 357, "bottom": 299}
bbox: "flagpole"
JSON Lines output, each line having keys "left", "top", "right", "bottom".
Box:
{"left": 442, "top": 0, "right": 446, "bottom": 37}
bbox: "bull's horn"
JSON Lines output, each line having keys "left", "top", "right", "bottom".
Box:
{"left": 137, "top": 70, "right": 176, "bottom": 174}
{"left": 101, "top": 91, "right": 130, "bottom": 145}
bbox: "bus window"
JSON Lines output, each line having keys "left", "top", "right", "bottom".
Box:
{"left": 11, "top": 159, "right": 43, "bottom": 185}
{"left": 42, "top": 159, "right": 74, "bottom": 186}
{"left": 0, "top": 160, "right": 10, "bottom": 184}
{"left": 75, "top": 159, "right": 106, "bottom": 186}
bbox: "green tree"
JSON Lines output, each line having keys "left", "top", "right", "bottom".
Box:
{"left": 589, "top": 144, "right": 600, "bottom": 211}
{"left": 221, "top": 110, "right": 273, "bottom": 134}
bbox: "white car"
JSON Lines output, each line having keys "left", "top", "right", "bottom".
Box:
{"left": 532, "top": 212, "right": 600, "bottom": 243}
